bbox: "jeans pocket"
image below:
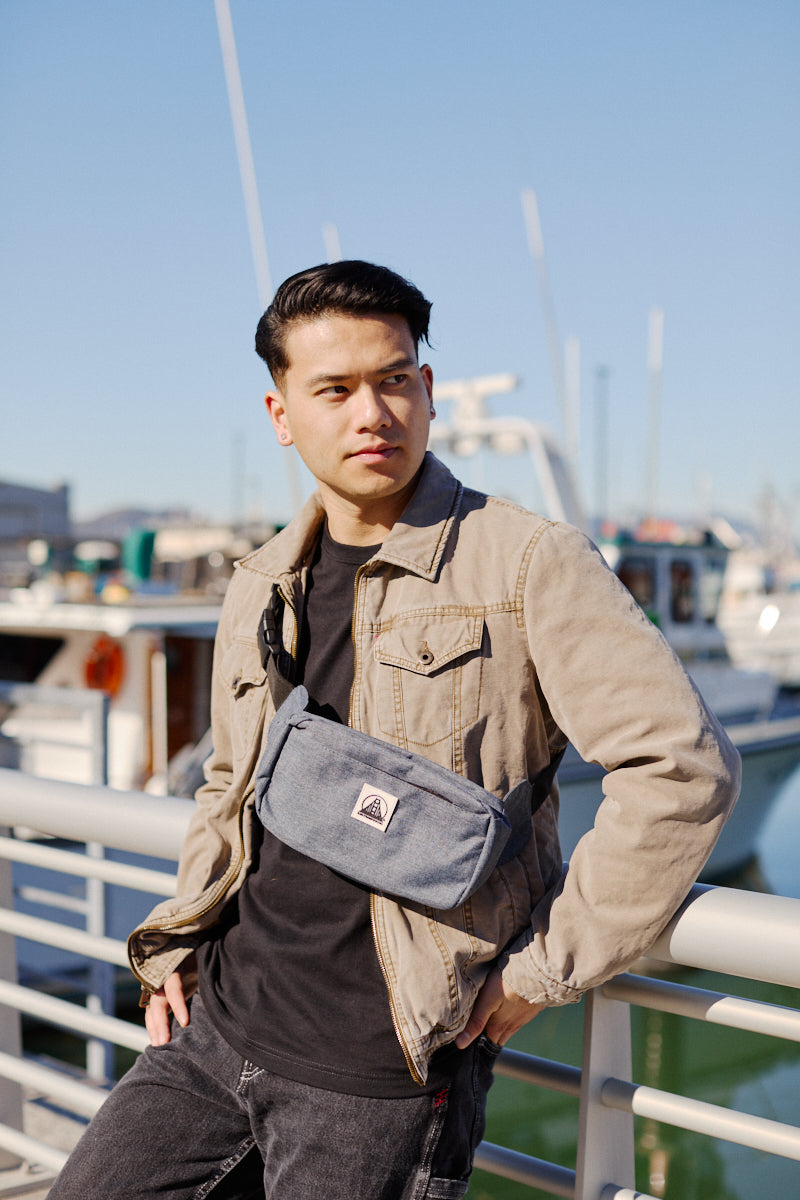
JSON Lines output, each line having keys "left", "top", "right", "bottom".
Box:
{"left": 419, "top": 1037, "right": 499, "bottom": 1197}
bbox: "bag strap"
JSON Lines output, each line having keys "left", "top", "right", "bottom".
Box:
{"left": 257, "top": 584, "right": 295, "bottom": 710}
{"left": 498, "top": 745, "right": 566, "bottom": 864}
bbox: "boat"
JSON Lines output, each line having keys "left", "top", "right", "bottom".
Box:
{"left": 429, "top": 378, "right": 800, "bottom": 881}
{"left": 717, "top": 549, "right": 800, "bottom": 689}
{"left": 556, "top": 533, "right": 800, "bottom": 880}
{"left": 0, "top": 588, "right": 220, "bottom": 796}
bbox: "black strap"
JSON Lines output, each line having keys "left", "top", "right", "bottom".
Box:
{"left": 530, "top": 746, "right": 566, "bottom": 817}
{"left": 257, "top": 585, "right": 294, "bottom": 710}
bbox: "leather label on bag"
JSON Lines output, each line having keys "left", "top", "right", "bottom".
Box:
{"left": 351, "top": 784, "right": 399, "bottom": 832}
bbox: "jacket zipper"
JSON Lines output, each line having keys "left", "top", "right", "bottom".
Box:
{"left": 370, "top": 893, "right": 424, "bottom": 1086}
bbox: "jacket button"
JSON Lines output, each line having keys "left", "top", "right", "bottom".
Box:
{"left": 419, "top": 644, "right": 434, "bottom": 665}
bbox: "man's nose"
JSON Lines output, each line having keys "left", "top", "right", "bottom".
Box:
{"left": 354, "top": 384, "right": 391, "bottom": 430}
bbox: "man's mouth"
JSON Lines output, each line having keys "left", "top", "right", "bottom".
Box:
{"left": 351, "top": 445, "right": 398, "bottom": 461}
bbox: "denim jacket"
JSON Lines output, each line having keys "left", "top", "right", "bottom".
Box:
{"left": 129, "top": 453, "right": 739, "bottom": 1084}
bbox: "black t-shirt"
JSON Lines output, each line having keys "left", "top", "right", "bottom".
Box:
{"left": 197, "top": 524, "right": 458, "bottom": 1095}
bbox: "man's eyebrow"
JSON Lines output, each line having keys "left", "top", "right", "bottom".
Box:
{"left": 304, "top": 356, "right": 418, "bottom": 388}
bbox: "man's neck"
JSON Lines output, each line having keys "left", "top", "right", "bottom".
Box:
{"left": 318, "top": 474, "right": 421, "bottom": 546}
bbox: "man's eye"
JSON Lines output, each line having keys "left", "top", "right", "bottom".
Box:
{"left": 384, "top": 374, "right": 408, "bottom": 385}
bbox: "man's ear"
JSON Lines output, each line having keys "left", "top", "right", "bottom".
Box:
{"left": 265, "top": 391, "right": 293, "bottom": 446}
{"left": 421, "top": 364, "right": 435, "bottom": 417}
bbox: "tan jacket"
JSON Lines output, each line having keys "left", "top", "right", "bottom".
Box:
{"left": 129, "top": 454, "right": 739, "bottom": 1084}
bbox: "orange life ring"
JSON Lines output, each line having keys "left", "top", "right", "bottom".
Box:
{"left": 84, "top": 635, "right": 125, "bottom": 696}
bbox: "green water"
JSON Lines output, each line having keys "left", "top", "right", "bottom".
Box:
{"left": 466, "top": 969, "right": 800, "bottom": 1199}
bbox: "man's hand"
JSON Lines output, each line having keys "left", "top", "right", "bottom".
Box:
{"left": 144, "top": 953, "right": 196, "bottom": 1047}
{"left": 455, "top": 967, "right": 545, "bottom": 1049}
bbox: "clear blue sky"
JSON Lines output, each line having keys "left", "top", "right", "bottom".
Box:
{"left": 2, "top": 1, "right": 798, "bottom": 533}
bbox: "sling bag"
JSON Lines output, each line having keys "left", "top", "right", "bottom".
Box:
{"left": 253, "top": 589, "right": 563, "bottom": 910}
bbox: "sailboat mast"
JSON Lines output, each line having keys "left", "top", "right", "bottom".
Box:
{"left": 646, "top": 307, "right": 664, "bottom": 522}
{"left": 214, "top": 0, "right": 302, "bottom": 516}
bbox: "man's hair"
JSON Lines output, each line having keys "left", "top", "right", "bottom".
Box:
{"left": 254, "top": 260, "right": 432, "bottom": 386}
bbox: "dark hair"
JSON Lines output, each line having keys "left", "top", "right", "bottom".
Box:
{"left": 254, "top": 260, "right": 432, "bottom": 386}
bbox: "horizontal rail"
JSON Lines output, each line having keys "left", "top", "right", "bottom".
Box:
{"left": 0, "top": 1120, "right": 67, "bottom": 1173}
{"left": 599, "top": 1188, "right": 659, "bottom": 1200}
{"left": 602, "top": 1077, "right": 800, "bottom": 1161}
{"left": 17, "top": 885, "right": 90, "bottom": 915}
{"left": 0, "top": 835, "right": 177, "bottom": 896}
{"left": 0, "top": 1050, "right": 105, "bottom": 1120}
{"left": 0, "top": 682, "right": 107, "bottom": 714}
{"left": 495, "top": 1048, "right": 581, "bottom": 1097}
{"left": 474, "top": 1141, "right": 575, "bottom": 1197}
{"left": 647, "top": 884, "right": 800, "bottom": 987}
{"left": 0, "top": 768, "right": 192, "bottom": 858}
{"left": 0, "top": 979, "right": 149, "bottom": 1053}
{"left": 603, "top": 973, "right": 800, "bottom": 1042}
{"left": 0, "top": 908, "right": 130, "bottom": 966}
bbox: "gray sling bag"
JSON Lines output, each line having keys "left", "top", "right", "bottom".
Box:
{"left": 253, "top": 591, "right": 562, "bottom": 910}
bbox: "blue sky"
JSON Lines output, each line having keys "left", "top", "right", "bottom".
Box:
{"left": 2, "top": 1, "right": 798, "bottom": 532}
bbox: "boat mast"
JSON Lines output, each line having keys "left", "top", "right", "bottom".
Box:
{"left": 521, "top": 188, "right": 579, "bottom": 470}
{"left": 213, "top": 0, "right": 303, "bottom": 516}
{"left": 645, "top": 306, "right": 664, "bottom": 522}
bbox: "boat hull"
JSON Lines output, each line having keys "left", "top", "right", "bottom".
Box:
{"left": 556, "top": 713, "right": 800, "bottom": 882}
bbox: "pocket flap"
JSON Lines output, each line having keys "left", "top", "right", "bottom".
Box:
{"left": 221, "top": 638, "right": 268, "bottom": 697}
{"left": 374, "top": 614, "right": 484, "bottom": 676}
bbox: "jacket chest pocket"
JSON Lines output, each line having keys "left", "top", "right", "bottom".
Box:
{"left": 373, "top": 614, "right": 484, "bottom": 758}
{"left": 220, "top": 638, "right": 270, "bottom": 770}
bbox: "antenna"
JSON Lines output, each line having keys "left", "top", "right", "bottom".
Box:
{"left": 564, "top": 335, "right": 581, "bottom": 468}
{"left": 323, "top": 223, "right": 342, "bottom": 263}
{"left": 521, "top": 189, "right": 578, "bottom": 466}
{"left": 214, "top": 0, "right": 302, "bottom": 516}
{"left": 594, "top": 366, "right": 610, "bottom": 534}
{"left": 646, "top": 307, "right": 664, "bottom": 521}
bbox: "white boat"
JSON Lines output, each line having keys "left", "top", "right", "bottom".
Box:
{"left": 556, "top": 534, "right": 800, "bottom": 880}
{"left": 718, "top": 550, "right": 800, "bottom": 689}
{"left": 0, "top": 589, "right": 220, "bottom": 795}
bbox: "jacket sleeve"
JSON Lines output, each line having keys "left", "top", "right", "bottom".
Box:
{"left": 173, "top": 591, "right": 238, "bottom": 899}
{"left": 498, "top": 522, "right": 741, "bottom": 1006}
{"left": 128, "top": 576, "right": 262, "bottom": 994}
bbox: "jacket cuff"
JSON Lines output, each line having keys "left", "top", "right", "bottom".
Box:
{"left": 496, "top": 928, "right": 586, "bottom": 1008}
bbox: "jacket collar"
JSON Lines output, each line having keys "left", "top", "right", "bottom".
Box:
{"left": 237, "top": 453, "right": 462, "bottom": 583}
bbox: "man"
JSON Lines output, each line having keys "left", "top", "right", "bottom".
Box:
{"left": 51, "top": 261, "right": 739, "bottom": 1199}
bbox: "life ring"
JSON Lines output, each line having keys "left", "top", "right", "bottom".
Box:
{"left": 84, "top": 635, "right": 125, "bottom": 696}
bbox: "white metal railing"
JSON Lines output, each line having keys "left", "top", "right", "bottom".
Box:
{"left": 0, "top": 768, "right": 798, "bottom": 1197}
{"left": 0, "top": 680, "right": 115, "bottom": 1085}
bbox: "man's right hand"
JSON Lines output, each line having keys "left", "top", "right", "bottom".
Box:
{"left": 144, "top": 953, "right": 196, "bottom": 1046}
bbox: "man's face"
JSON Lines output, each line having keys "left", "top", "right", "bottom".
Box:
{"left": 265, "top": 313, "right": 434, "bottom": 539}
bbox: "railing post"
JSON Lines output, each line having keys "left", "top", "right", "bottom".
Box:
{"left": 574, "top": 987, "right": 636, "bottom": 1200}
{"left": 0, "top": 828, "right": 23, "bottom": 1168}
{"left": 86, "top": 691, "right": 114, "bottom": 1083}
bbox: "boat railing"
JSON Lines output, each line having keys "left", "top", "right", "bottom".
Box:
{"left": 0, "top": 768, "right": 798, "bottom": 1196}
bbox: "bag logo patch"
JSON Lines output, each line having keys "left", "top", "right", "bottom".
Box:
{"left": 351, "top": 784, "right": 398, "bottom": 832}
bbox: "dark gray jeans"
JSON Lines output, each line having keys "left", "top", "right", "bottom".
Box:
{"left": 49, "top": 994, "right": 500, "bottom": 1199}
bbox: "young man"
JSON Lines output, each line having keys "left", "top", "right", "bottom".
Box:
{"left": 51, "top": 261, "right": 739, "bottom": 1199}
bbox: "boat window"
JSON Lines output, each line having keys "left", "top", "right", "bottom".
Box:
{"left": 670, "top": 561, "right": 695, "bottom": 623}
{"left": 617, "top": 558, "right": 656, "bottom": 612}
{"left": 0, "top": 634, "right": 65, "bottom": 683}
{"left": 699, "top": 553, "right": 727, "bottom": 623}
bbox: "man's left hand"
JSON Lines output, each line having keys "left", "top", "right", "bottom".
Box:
{"left": 455, "top": 967, "right": 545, "bottom": 1049}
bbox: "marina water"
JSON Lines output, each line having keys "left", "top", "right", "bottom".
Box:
{"left": 467, "top": 762, "right": 800, "bottom": 1200}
